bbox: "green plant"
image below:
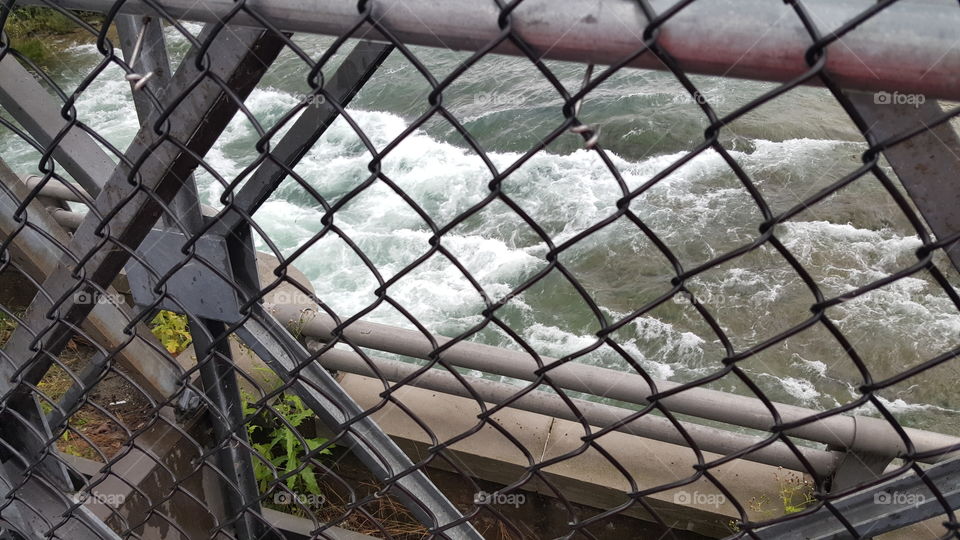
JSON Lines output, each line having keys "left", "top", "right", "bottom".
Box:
{"left": 286, "top": 309, "right": 315, "bottom": 340}
{"left": 776, "top": 468, "right": 816, "bottom": 514}
{"left": 0, "top": 311, "right": 16, "bottom": 347}
{"left": 4, "top": 7, "right": 76, "bottom": 36}
{"left": 150, "top": 310, "right": 192, "bottom": 354}
{"left": 726, "top": 469, "right": 815, "bottom": 532}
{"left": 243, "top": 392, "right": 334, "bottom": 509}
{"left": 2, "top": 6, "right": 77, "bottom": 65}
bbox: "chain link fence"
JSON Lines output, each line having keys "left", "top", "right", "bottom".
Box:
{"left": 0, "top": 0, "right": 959, "bottom": 538}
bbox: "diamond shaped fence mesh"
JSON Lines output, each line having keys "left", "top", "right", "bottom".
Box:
{"left": 0, "top": 1, "right": 959, "bottom": 539}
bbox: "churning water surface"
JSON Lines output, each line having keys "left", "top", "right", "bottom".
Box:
{"left": 3, "top": 26, "right": 960, "bottom": 436}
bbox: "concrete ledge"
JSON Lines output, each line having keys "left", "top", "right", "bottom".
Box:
{"left": 336, "top": 374, "right": 782, "bottom": 538}
{"left": 332, "top": 374, "right": 953, "bottom": 539}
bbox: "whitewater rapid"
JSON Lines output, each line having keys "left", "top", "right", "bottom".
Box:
{"left": 2, "top": 31, "right": 958, "bottom": 434}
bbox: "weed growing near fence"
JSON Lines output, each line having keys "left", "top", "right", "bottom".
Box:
{"left": 243, "top": 392, "right": 335, "bottom": 514}
{"left": 776, "top": 468, "right": 817, "bottom": 513}
{"left": 150, "top": 310, "right": 192, "bottom": 354}
{"left": 727, "top": 468, "right": 816, "bottom": 532}
{"left": 0, "top": 310, "right": 16, "bottom": 347}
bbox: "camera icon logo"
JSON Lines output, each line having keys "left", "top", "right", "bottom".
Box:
{"left": 673, "top": 491, "right": 691, "bottom": 505}
{"left": 874, "top": 91, "right": 891, "bottom": 105}
{"left": 874, "top": 492, "right": 892, "bottom": 505}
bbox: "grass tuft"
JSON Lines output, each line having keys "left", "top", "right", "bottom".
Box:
{"left": 2, "top": 6, "right": 98, "bottom": 65}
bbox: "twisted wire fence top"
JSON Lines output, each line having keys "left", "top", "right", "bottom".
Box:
{"left": 0, "top": 0, "right": 959, "bottom": 539}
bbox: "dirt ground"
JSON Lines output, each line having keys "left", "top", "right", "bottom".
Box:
{"left": 0, "top": 268, "right": 155, "bottom": 462}
{"left": 39, "top": 344, "right": 155, "bottom": 461}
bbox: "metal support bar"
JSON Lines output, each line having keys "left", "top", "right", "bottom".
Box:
{"left": 0, "top": 388, "right": 72, "bottom": 494}
{"left": 46, "top": 208, "right": 83, "bottom": 231}
{"left": 23, "top": 176, "right": 90, "bottom": 204}
{"left": 117, "top": 18, "right": 271, "bottom": 539}
{"left": 235, "top": 308, "right": 482, "bottom": 540}
{"left": 190, "top": 318, "right": 269, "bottom": 540}
{"left": 117, "top": 19, "right": 269, "bottom": 533}
{"left": 0, "top": 163, "right": 183, "bottom": 401}
{"left": 116, "top": 13, "right": 203, "bottom": 231}
{"left": 207, "top": 38, "right": 477, "bottom": 539}
{"left": 752, "top": 458, "right": 960, "bottom": 539}
{"left": 0, "top": 25, "right": 286, "bottom": 538}
{"left": 20, "top": 0, "right": 960, "bottom": 101}
{"left": 0, "top": 23, "right": 284, "bottom": 401}
{"left": 213, "top": 39, "right": 393, "bottom": 237}
{"left": 268, "top": 304, "right": 960, "bottom": 464}
{"left": 828, "top": 446, "right": 896, "bottom": 494}
{"left": 0, "top": 461, "right": 120, "bottom": 540}
{"left": 0, "top": 56, "right": 116, "bottom": 195}
{"left": 845, "top": 91, "right": 960, "bottom": 272}
{"left": 304, "top": 340, "right": 842, "bottom": 476}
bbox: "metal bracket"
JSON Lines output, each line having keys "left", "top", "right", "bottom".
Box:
{"left": 126, "top": 228, "right": 243, "bottom": 323}
{"left": 752, "top": 457, "right": 960, "bottom": 539}
{"left": 828, "top": 445, "right": 895, "bottom": 492}
{"left": 845, "top": 91, "right": 960, "bottom": 272}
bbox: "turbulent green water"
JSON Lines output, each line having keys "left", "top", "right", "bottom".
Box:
{"left": 3, "top": 26, "right": 960, "bottom": 436}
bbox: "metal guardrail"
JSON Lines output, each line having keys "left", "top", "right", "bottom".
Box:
{"left": 28, "top": 177, "right": 960, "bottom": 478}
{"left": 23, "top": 0, "right": 960, "bottom": 100}
{"left": 0, "top": 1, "right": 959, "bottom": 539}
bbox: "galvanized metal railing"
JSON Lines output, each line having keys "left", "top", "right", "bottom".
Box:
{"left": 28, "top": 180, "right": 960, "bottom": 476}
{"left": 1, "top": 1, "right": 960, "bottom": 539}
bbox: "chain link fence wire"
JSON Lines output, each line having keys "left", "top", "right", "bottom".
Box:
{"left": 0, "top": 0, "right": 959, "bottom": 538}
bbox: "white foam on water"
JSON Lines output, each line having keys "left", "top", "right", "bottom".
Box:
{"left": 780, "top": 376, "right": 821, "bottom": 402}
{"left": 780, "top": 220, "right": 922, "bottom": 275}
{"left": 850, "top": 389, "right": 960, "bottom": 417}
{"left": 747, "top": 138, "right": 859, "bottom": 172}
{"left": 524, "top": 322, "right": 675, "bottom": 381}
{"left": 792, "top": 354, "right": 828, "bottom": 378}
{"left": 4, "top": 37, "right": 959, "bottom": 429}
{"left": 758, "top": 373, "right": 822, "bottom": 404}
{"left": 67, "top": 64, "right": 137, "bottom": 155}
{"left": 630, "top": 316, "right": 706, "bottom": 369}
{"left": 179, "top": 100, "right": 960, "bottom": 397}
{"left": 785, "top": 222, "right": 959, "bottom": 349}
{"left": 64, "top": 42, "right": 100, "bottom": 55}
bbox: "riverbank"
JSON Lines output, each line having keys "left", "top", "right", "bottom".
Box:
{"left": 3, "top": 6, "right": 103, "bottom": 66}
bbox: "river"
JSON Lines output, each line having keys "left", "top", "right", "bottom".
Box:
{"left": 2, "top": 24, "right": 959, "bottom": 437}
